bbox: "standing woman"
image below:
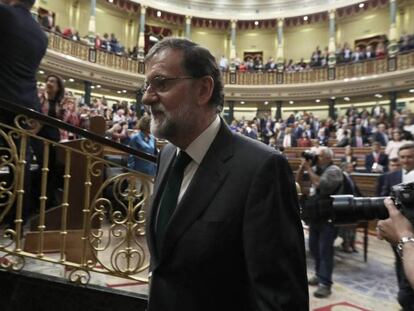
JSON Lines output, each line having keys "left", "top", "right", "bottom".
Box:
{"left": 38, "top": 74, "right": 65, "bottom": 141}
{"left": 128, "top": 115, "right": 157, "bottom": 177}
{"left": 59, "top": 96, "right": 80, "bottom": 140}
{"left": 32, "top": 74, "right": 65, "bottom": 208}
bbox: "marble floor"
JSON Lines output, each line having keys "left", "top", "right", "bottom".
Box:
{"left": 0, "top": 224, "right": 402, "bottom": 310}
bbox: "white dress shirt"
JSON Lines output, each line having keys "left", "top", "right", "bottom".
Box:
{"left": 403, "top": 168, "right": 414, "bottom": 184}
{"left": 283, "top": 135, "right": 291, "bottom": 147}
{"left": 177, "top": 115, "right": 221, "bottom": 203}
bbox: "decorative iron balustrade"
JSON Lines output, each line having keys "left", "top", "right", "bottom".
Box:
{"left": 0, "top": 103, "right": 155, "bottom": 285}
{"left": 222, "top": 52, "right": 414, "bottom": 85}
{"left": 48, "top": 33, "right": 140, "bottom": 74}
{"left": 46, "top": 31, "right": 414, "bottom": 85}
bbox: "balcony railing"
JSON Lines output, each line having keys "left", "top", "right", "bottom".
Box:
{"left": 46, "top": 31, "right": 414, "bottom": 85}
{"left": 222, "top": 52, "right": 414, "bottom": 85}
{"left": 48, "top": 33, "right": 140, "bottom": 74}
{"left": 0, "top": 101, "right": 156, "bottom": 286}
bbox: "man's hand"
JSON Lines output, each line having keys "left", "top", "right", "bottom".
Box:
{"left": 377, "top": 198, "right": 414, "bottom": 244}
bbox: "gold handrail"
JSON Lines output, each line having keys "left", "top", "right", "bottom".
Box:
{"left": 0, "top": 116, "right": 152, "bottom": 285}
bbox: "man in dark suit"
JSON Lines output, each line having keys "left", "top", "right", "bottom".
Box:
{"left": 365, "top": 141, "right": 389, "bottom": 173}
{"left": 380, "top": 143, "right": 414, "bottom": 311}
{"left": 376, "top": 158, "right": 400, "bottom": 196}
{"left": 143, "top": 38, "right": 308, "bottom": 311}
{"left": 372, "top": 123, "right": 389, "bottom": 146}
{"left": 0, "top": 0, "right": 48, "bottom": 119}
{"left": 350, "top": 129, "right": 367, "bottom": 147}
{"left": 0, "top": 0, "right": 48, "bottom": 224}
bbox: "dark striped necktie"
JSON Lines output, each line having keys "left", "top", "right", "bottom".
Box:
{"left": 156, "top": 151, "right": 192, "bottom": 251}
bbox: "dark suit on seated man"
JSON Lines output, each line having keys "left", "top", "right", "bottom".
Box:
{"left": 143, "top": 38, "right": 308, "bottom": 311}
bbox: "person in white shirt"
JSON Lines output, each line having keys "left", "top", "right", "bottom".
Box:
{"left": 386, "top": 129, "right": 407, "bottom": 160}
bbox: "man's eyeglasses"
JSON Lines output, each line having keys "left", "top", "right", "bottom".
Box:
{"left": 141, "top": 76, "right": 195, "bottom": 94}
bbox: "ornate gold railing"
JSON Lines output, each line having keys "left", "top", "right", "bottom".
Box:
{"left": 0, "top": 106, "right": 154, "bottom": 285}
{"left": 46, "top": 31, "right": 414, "bottom": 84}
{"left": 222, "top": 52, "right": 414, "bottom": 85}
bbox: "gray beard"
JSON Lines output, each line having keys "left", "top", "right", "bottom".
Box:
{"left": 150, "top": 115, "right": 177, "bottom": 140}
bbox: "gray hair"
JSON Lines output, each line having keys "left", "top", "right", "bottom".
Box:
{"left": 318, "top": 146, "right": 334, "bottom": 160}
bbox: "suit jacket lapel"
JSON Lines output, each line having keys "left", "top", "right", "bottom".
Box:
{"left": 147, "top": 144, "right": 177, "bottom": 265}
{"left": 156, "top": 121, "right": 234, "bottom": 266}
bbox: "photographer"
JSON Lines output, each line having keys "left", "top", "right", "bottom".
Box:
{"left": 378, "top": 198, "right": 414, "bottom": 290}
{"left": 296, "top": 147, "right": 343, "bottom": 298}
{"left": 378, "top": 143, "right": 414, "bottom": 310}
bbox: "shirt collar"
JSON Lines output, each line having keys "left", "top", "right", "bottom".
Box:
{"left": 178, "top": 115, "right": 221, "bottom": 165}
{"left": 403, "top": 168, "right": 414, "bottom": 175}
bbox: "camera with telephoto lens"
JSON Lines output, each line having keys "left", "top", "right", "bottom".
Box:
{"left": 302, "top": 182, "right": 414, "bottom": 225}
{"left": 301, "top": 150, "right": 318, "bottom": 166}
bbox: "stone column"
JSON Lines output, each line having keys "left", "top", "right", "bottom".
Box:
{"left": 229, "top": 20, "right": 237, "bottom": 71}
{"left": 328, "top": 9, "right": 336, "bottom": 66}
{"left": 328, "top": 98, "right": 336, "bottom": 119}
{"left": 389, "top": 91, "right": 398, "bottom": 120}
{"left": 275, "top": 101, "right": 282, "bottom": 120}
{"left": 185, "top": 16, "right": 192, "bottom": 39}
{"left": 137, "top": 5, "right": 147, "bottom": 59}
{"left": 84, "top": 81, "right": 92, "bottom": 107}
{"left": 227, "top": 101, "right": 235, "bottom": 124}
{"left": 88, "top": 0, "right": 96, "bottom": 35}
{"left": 135, "top": 89, "right": 143, "bottom": 118}
{"left": 388, "top": 0, "right": 399, "bottom": 56}
{"left": 276, "top": 18, "right": 284, "bottom": 70}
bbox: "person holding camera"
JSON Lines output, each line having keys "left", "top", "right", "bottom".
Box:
{"left": 379, "top": 143, "right": 414, "bottom": 310}
{"left": 377, "top": 198, "right": 414, "bottom": 290}
{"left": 296, "top": 146, "right": 344, "bottom": 298}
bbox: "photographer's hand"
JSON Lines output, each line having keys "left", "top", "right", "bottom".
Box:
{"left": 377, "top": 198, "right": 414, "bottom": 244}
{"left": 379, "top": 198, "right": 414, "bottom": 290}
